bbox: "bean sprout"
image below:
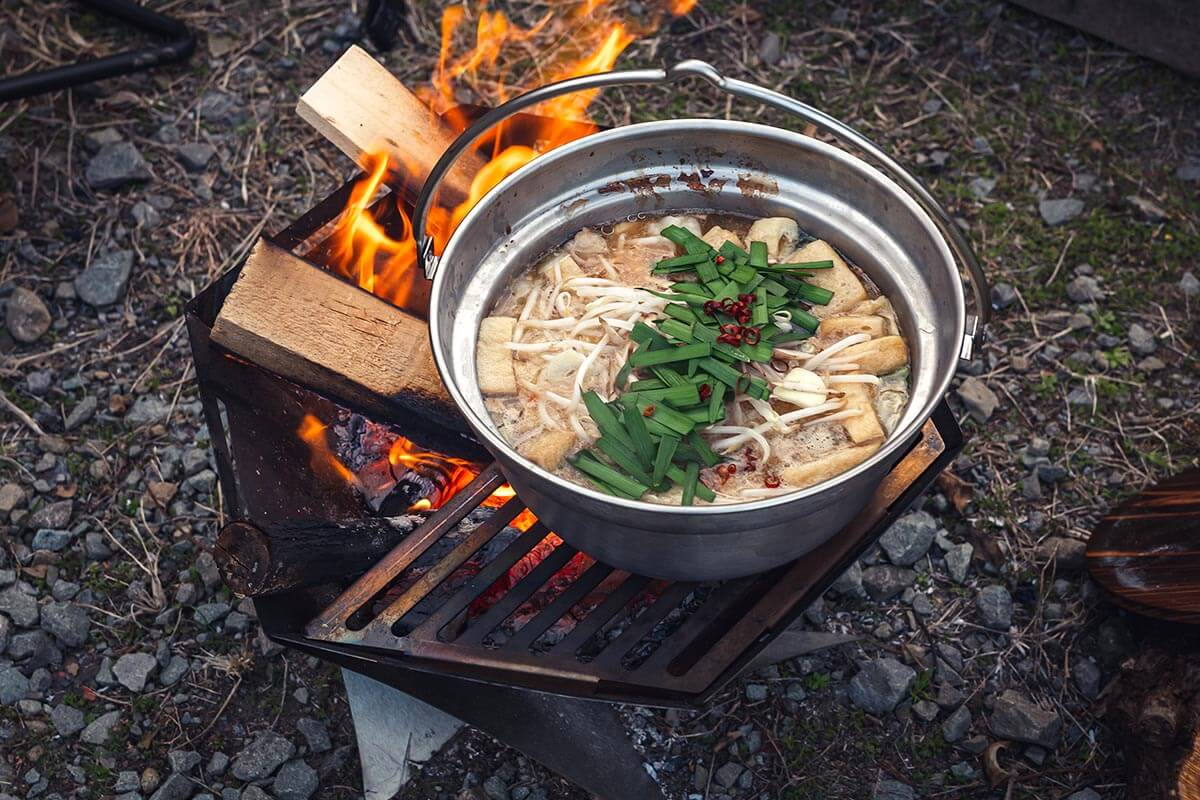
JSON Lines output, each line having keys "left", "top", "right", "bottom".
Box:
{"left": 803, "top": 333, "right": 872, "bottom": 371}
{"left": 571, "top": 331, "right": 611, "bottom": 407}
{"left": 707, "top": 425, "right": 771, "bottom": 460}
{"left": 802, "top": 409, "right": 862, "bottom": 427}
{"left": 826, "top": 374, "right": 880, "bottom": 384}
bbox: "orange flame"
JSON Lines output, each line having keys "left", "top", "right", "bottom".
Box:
{"left": 327, "top": 0, "right": 695, "bottom": 317}
{"left": 298, "top": 414, "right": 357, "bottom": 485}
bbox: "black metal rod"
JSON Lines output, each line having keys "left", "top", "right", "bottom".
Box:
{"left": 0, "top": 0, "right": 195, "bottom": 103}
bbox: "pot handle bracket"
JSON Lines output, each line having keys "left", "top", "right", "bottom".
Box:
{"left": 414, "top": 59, "right": 990, "bottom": 362}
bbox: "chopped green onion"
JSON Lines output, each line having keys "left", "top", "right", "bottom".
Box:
{"left": 629, "top": 342, "right": 712, "bottom": 368}
{"left": 623, "top": 384, "right": 701, "bottom": 406}
{"left": 695, "top": 258, "right": 720, "bottom": 283}
{"left": 793, "top": 282, "right": 834, "bottom": 305}
{"left": 753, "top": 286, "right": 769, "bottom": 326}
{"left": 686, "top": 429, "right": 723, "bottom": 467}
{"left": 665, "top": 464, "right": 715, "bottom": 501}
{"left": 772, "top": 259, "right": 834, "bottom": 270}
{"left": 571, "top": 451, "right": 649, "bottom": 498}
{"left": 652, "top": 435, "right": 679, "bottom": 485}
{"left": 654, "top": 252, "right": 710, "bottom": 271}
{"left": 696, "top": 357, "right": 743, "bottom": 389}
{"left": 680, "top": 462, "right": 701, "bottom": 505}
{"left": 581, "top": 391, "right": 634, "bottom": 451}
{"left": 595, "top": 436, "right": 653, "bottom": 485}
{"left": 662, "top": 303, "right": 698, "bottom": 324}
{"left": 657, "top": 318, "right": 695, "bottom": 343}
{"left": 660, "top": 225, "right": 700, "bottom": 248}
{"left": 739, "top": 341, "right": 774, "bottom": 362}
{"left": 773, "top": 328, "right": 813, "bottom": 344}
{"left": 651, "top": 365, "right": 687, "bottom": 386}
{"left": 622, "top": 403, "right": 655, "bottom": 468}
{"left": 629, "top": 378, "right": 667, "bottom": 392}
{"left": 787, "top": 306, "right": 821, "bottom": 332}
{"left": 670, "top": 282, "right": 711, "bottom": 297}
{"left": 631, "top": 321, "right": 670, "bottom": 349}
{"left": 718, "top": 240, "right": 749, "bottom": 261}
{"left": 707, "top": 381, "right": 726, "bottom": 422}
{"left": 728, "top": 262, "right": 757, "bottom": 283}
{"left": 761, "top": 277, "right": 790, "bottom": 296}
{"left": 634, "top": 401, "right": 695, "bottom": 435}
{"left": 749, "top": 241, "right": 768, "bottom": 268}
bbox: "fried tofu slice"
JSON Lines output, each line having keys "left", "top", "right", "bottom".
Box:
{"left": 839, "top": 382, "right": 885, "bottom": 444}
{"left": 518, "top": 430, "right": 576, "bottom": 471}
{"left": 747, "top": 217, "right": 801, "bottom": 259}
{"left": 837, "top": 336, "right": 908, "bottom": 375}
{"left": 701, "top": 225, "right": 744, "bottom": 251}
{"left": 782, "top": 442, "right": 881, "bottom": 489}
{"left": 539, "top": 253, "right": 583, "bottom": 281}
{"left": 818, "top": 315, "right": 886, "bottom": 341}
{"left": 477, "top": 316, "right": 518, "bottom": 395}
{"left": 791, "top": 240, "right": 868, "bottom": 318}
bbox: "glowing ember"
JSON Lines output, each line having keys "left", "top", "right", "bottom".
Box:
{"left": 328, "top": 0, "right": 696, "bottom": 314}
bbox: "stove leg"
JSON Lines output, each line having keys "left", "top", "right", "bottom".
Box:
{"left": 345, "top": 660, "right": 665, "bottom": 800}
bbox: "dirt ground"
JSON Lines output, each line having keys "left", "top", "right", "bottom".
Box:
{"left": 0, "top": 1, "right": 1197, "bottom": 799}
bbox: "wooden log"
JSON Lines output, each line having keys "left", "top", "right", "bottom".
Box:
{"left": 215, "top": 516, "right": 422, "bottom": 596}
{"left": 296, "top": 44, "right": 485, "bottom": 201}
{"left": 210, "top": 239, "right": 463, "bottom": 430}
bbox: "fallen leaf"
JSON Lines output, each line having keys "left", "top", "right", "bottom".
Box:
{"left": 0, "top": 196, "right": 17, "bottom": 233}
{"left": 983, "top": 740, "right": 1013, "bottom": 787}
{"left": 936, "top": 471, "right": 973, "bottom": 513}
{"left": 54, "top": 484, "right": 78, "bottom": 499}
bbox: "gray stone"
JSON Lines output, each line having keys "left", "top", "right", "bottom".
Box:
{"left": 745, "top": 683, "right": 768, "bottom": 702}
{"left": 51, "top": 579, "right": 80, "bottom": 602}
{"left": 0, "top": 667, "right": 29, "bottom": 705}
{"left": 759, "top": 31, "right": 784, "bottom": 65}
{"left": 272, "top": 760, "right": 317, "bottom": 800}
{"left": 50, "top": 703, "right": 86, "bottom": 736}
{"left": 125, "top": 395, "right": 171, "bottom": 427}
{"left": 6, "top": 287, "right": 51, "bottom": 343}
{"left": 31, "top": 529, "right": 72, "bottom": 552}
{"left": 40, "top": 601, "right": 90, "bottom": 647}
{"left": 85, "top": 127, "right": 124, "bottom": 151}
{"left": 207, "top": 752, "right": 230, "bottom": 776}
{"left": 0, "top": 613, "right": 9, "bottom": 653}
{"left": 831, "top": 560, "right": 866, "bottom": 599}
{"left": 80, "top": 709, "right": 123, "bottom": 745}
{"left": 956, "top": 376, "right": 1000, "bottom": 423}
{"left": 182, "top": 448, "right": 210, "bottom": 476}
{"left": 861, "top": 565, "right": 915, "bottom": 602}
{"left": 989, "top": 689, "right": 1062, "bottom": 748}
{"left": 871, "top": 776, "right": 915, "bottom": 800}
{"left": 849, "top": 658, "right": 916, "bottom": 715}
{"left": 159, "top": 655, "right": 189, "bottom": 687}
{"left": 113, "top": 652, "right": 158, "bottom": 692}
{"left": 1127, "top": 323, "right": 1156, "bottom": 355}
{"left": 86, "top": 532, "right": 113, "bottom": 561}
{"left": 296, "top": 717, "right": 331, "bottom": 753}
{"left": 148, "top": 773, "right": 196, "bottom": 800}
{"left": 8, "top": 629, "right": 60, "bottom": 667}
{"left": 879, "top": 511, "right": 937, "bottom": 566}
{"left": 991, "top": 282, "right": 1016, "bottom": 309}
{"left": 482, "top": 775, "right": 509, "bottom": 800}
{"left": 115, "top": 771, "right": 141, "bottom": 792}
{"left": 1067, "top": 385, "right": 1095, "bottom": 407}
{"left": 976, "top": 585, "right": 1013, "bottom": 630}
{"left": 195, "top": 551, "right": 222, "bottom": 590}
{"left": 0, "top": 483, "right": 23, "bottom": 514}
{"left": 713, "top": 762, "right": 744, "bottom": 789}
{"left": 944, "top": 543, "right": 973, "bottom": 584}
{"left": 1073, "top": 658, "right": 1102, "bottom": 699}
{"left": 1066, "top": 790, "right": 1101, "bottom": 800}
{"left": 28, "top": 499, "right": 72, "bottom": 529}
{"left": 913, "top": 699, "right": 940, "bottom": 722}
{"left": 1176, "top": 161, "right": 1200, "bottom": 182}
{"left": 1066, "top": 275, "right": 1104, "bottom": 303}
{"left": 26, "top": 369, "right": 52, "bottom": 394}
{"left": 65, "top": 396, "right": 98, "bottom": 431}
{"left": 87, "top": 142, "right": 152, "bottom": 190}
{"left": 1039, "top": 197, "right": 1084, "bottom": 226}
{"left": 1036, "top": 537, "right": 1086, "bottom": 571}
{"left": 231, "top": 731, "right": 296, "bottom": 780}
{"left": 941, "top": 705, "right": 971, "bottom": 742}
{"left": 194, "top": 603, "right": 231, "bottom": 627}
{"left": 96, "top": 656, "right": 119, "bottom": 686}
{"left": 241, "top": 787, "right": 272, "bottom": 800}
{"left": 75, "top": 250, "right": 135, "bottom": 307}
{"left": 168, "top": 750, "right": 202, "bottom": 773}
{"left": 1126, "top": 195, "right": 1167, "bottom": 222}
{"left": 1181, "top": 271, "right": 1200, "bottom": 297}
{"left": 130, "top": 201, "right": 162, "bottom": 228}
{"left": 968, "top": 176, "right": 995, "bottom": 199}
{"left": 0, "top": 585, "right": 38, "bottom": 627}
{"left": 176, "top": 144, "right": 216, "bottom": 173}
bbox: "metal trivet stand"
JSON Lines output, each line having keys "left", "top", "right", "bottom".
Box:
{"left": 187, "top": 164, "right": 966, "bottom": 798}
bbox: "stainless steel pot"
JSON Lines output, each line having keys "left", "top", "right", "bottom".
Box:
{"left": 414, "top": 61, "right": 990, "bottom": 581}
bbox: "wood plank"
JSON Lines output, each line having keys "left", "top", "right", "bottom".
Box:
{"left": 296, "top": 44, "right": 485, "bottom": 200}
{"left": 1009, "top": 0, "right": 1200, "bottom": 78}
{"left": 210, "top": 239, "right": 462, "bottom": 430}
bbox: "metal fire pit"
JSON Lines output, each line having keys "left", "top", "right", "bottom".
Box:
{"left": 185, "top": 111, "right": 967, "bottom": 798}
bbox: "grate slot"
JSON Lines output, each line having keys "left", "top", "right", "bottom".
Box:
{"left": 590, "top": 582, "right": 697, "bottom": 671}
{"left": 366, "top": 496, "right": 524, "bottom": 635}
{"left": 505, "top": 561, "right": 614, "bottom": 651}
{"left": 456, "top": 540, "right": 579, "bottom": 645}
{"left": 554, "top": 573, "right": 649, "bottom": 655}
{"left": 409, "top": 520, "right": 547, "bottom": 639}
{"left": 634, "top": 576, "right": 760, "bottom": 675}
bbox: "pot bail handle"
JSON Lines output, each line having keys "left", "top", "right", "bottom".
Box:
{"left": 414, "top": 59, "right": 990, "bottom": 351}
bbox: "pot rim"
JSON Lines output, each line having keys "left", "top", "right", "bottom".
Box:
{"left": 430, "top": 118, "right": 963, "bottom": 520}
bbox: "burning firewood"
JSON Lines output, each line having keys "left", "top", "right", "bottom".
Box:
{"left": 210, "top": 239, "right": 462, "bottom": 430}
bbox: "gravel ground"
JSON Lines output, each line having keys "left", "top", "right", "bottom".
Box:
{"left": 1, "top": 2, "right": 1197, "bottom": 800}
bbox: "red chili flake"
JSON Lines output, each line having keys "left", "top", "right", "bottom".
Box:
{"left": 742, "top": 326, "right": 761, "bottom": 345}
{"left": 737, "top": 311, "right": 752, "bottom": 325}
{"left": 715, "top": 463, "right": 737, "bottom": 484}
{"left": 720, "top": 323, "right": 741, "bottom": 336}
{"left": 764, "top": 473, "right": 781, "bottom": 488}
{"left": 698, "top": 383, "right": 712, "bottom": 399}
{"left": 738, "top": 293, "right": 755, "bottom": 305}
{"left": 703, "top": 300, "right": 719, "bottom": 315}
{"left": 714, "top": 255, "right": 725, "bottom": 264}
{"left": 643, "top": 405, "right": 655, "bottom": 417}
